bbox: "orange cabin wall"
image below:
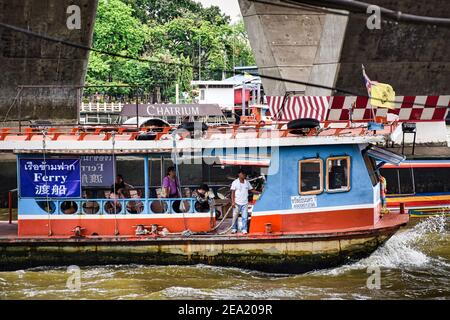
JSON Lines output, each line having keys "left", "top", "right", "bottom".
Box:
{"left": 249, "top": 208, "right": 376, "bottom": 234}
{"left": 18, "top": 216, "right": 214, "bottom": 237}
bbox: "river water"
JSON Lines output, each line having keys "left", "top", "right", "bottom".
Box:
{"left": 0, "top": 216, "right": 449, "bottom": 300}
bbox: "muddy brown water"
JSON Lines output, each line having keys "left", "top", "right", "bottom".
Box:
{"left": 0, "top": 216, "right": 448, "bottom": 300}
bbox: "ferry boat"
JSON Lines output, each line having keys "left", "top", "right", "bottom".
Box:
{"left": 381, "top": 160, "right": 450, "bottom": 217}
{"left": 0, "top": 117, "right": 409, "bottom": 273}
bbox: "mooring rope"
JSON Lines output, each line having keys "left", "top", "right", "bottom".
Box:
{"left": 111, "top": 131, "right": 119, "bottom": 236}
{"left": 42, "top": 130, "right": 52, "bottom": 236}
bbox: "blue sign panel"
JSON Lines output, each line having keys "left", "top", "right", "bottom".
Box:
{"left": 19, "top": 159, "right": 81, "bottom": 198}
{"left": 81, "top": 155, "right": 114, "bottom": 187}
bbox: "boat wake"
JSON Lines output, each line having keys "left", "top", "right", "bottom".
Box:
{"left": 314, "top": 215, "right": 450, "bottom": 276}
{"left": 1, "top": 216, "right": 448, "bottom": 300}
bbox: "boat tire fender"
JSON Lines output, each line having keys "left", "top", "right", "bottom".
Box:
{"left": 135, "top": 132, "right": 157, "bottom": 141}
{"left": 178, "top": 122, "right": 208, "bottom": 132}
{"left": 287, "top": 118, "right": 320, "bottom": 130}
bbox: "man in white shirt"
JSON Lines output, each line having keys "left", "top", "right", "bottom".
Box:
{"left": 230, "top": 170, "right": 261, "bottom": 234}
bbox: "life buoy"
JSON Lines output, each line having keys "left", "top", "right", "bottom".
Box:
{"left": 287, "top": 118, "right": 320, "bottom": 134}
{"left": 177, "top": 122, "right": 208, "bottom": 132}
{"left": 287, "top": 118, "right": 320, "bottom": 130}
{"left": 135, "top": 132, "right": 157, "bottom": 140}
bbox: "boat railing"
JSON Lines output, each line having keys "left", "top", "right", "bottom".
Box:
{"left": 0, "top": 119, "right": 400, "bottom": 142}
{"left": 34, "top": 197, "right": 205, "bottom": 215}
{"left": 80, "top": 102, "right": 124, "bottom": 113}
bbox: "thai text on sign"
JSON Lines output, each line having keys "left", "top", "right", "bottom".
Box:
{"left": 19, "top": 159, "right": 81, "bottom": 198}
{"left": 291, "top": 195, "right": 317, "bottom": 210}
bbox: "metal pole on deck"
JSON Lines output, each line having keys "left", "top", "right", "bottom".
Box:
{"left": 18, "top": 97, "right": 22, "bottom": 134}
{"left": 76, "top": 87, "right": 81, "bottom": 126}
{"left": 144, "top": 155, "right": 149, "bottom": 214}
{"left": 257, "top": 83, "right": 261, "bottom": 104}
{"left": 8, "top": 191, "right": 12, "bottom": 224}
{"left": 242, "top": 81, "right": 246, "bottom": 116}
{"left": 135, "top": 89, "right": 139, "bottom": 131}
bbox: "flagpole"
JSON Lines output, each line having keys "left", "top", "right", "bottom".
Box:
{"left": 362, "top": 65, "right": 376, "bottom": 123}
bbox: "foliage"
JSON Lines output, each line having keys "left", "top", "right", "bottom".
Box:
{"left": 86, "top": 0, "right": 255, "bottom": 102}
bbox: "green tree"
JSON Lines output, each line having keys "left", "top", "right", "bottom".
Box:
{"left": 87, "top": 0, "right": 256, "bottom": 102}
{"left": 124, "top": 0, "right": 229, "bottom": 25}
{"left": 86, "top": 0, "right": 149, "bottom": 97}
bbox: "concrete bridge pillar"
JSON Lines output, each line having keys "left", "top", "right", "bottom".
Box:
{"left": 238, "top": 0, "right": 348, "bottom": 96}
{"left": 0, "top": 0, "right": 98, "bottom": 123}
{"left": 239, "top": 0, "right": 450, "bottom": 97}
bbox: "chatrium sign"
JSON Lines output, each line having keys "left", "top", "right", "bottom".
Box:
{"left": 19, "top": 159, "right": 81, "bottom": 198}
{"left": 120, "top": 104, "right": 224, "bottom": 117}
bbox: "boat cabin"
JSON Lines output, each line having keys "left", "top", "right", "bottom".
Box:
{"left": 12, "top": 120, "right": 405, "bottom": 238}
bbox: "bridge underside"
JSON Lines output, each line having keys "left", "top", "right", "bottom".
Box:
{"left": 239, "top": 0, "right": 450, "bottom": 96}
{"left": 0, "top": 0, "right": 448, "bottom": 123}
{"left": 0, "top": 0, "right": 98, "bottom": 123}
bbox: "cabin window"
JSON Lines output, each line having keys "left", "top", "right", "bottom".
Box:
{"left": 298, "top": 159, "right": 323, "bottom": 195}
{"left": 379, "top": 168, "right": 415, "bottom": 195}
{"left": 326, "top": 156, "right": 350, "bottom": 192}
{"left": 379, "top": 168, "right": 400, "bottom": 194}
{"left": 413, "top": 167, "right": 450, "bottom": 194}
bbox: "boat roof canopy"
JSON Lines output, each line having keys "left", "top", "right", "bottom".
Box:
{"left": 366, "top": 145, "right": 406, "bottom": 166}
{"left": 121, "top": 104, "right": 224, "bottom": 117}
{"left": 123, "top": 117, "right": 170, "bottom": 127}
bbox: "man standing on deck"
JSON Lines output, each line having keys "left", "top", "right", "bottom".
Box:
{"left": 230, "top": 170, "right": 260, "bottom": 234}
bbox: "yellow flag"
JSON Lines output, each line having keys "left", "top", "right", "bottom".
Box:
{"left": 370, "top": 83, "right": 395, "bottom": 109}
{"left": 244, "top": 72, "right": 254, "bottom": 80}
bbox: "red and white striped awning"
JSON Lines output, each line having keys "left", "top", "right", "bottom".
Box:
{"left": 266, "top": 95, "right": 450, "bottom": 122}
{"left": 267, "top": 96, "right": 329, "bottom": 122}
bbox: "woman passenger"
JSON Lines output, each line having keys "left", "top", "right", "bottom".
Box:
{"left": 162, "top": 167, "right": 181, "bottom": 198}
{"left": 162, "top": 166, "right": 182, "bottom": 212}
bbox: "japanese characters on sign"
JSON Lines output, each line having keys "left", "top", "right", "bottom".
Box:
{"left": 19, "top": 159, "right": 81, "bottom": 198}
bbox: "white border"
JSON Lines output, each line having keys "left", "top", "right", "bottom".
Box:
{"left": 252, "top": 203, "right": 376, "bottom": 216}
{"left": 18, "top": 212, "right": 212, "bottom": 220}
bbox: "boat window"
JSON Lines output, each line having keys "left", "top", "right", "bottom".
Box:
{"left": 413, "top": 167, "right": 450, "bottom": 194}
{"left": 326, "top": 156, "right": 350, "bottom": 192}
{"left": 298, "top": 159, "right": 323, "bottom": 195}
{"left": 398, "top": 169, "right": 414, "bottom": 194}
{"left": 379, "top": 168, "right": 414, "bottom": 195}
{"left": 379, "top": 168, "right": 400, "bottom": 194}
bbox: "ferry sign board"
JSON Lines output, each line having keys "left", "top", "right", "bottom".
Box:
{"left": 19, "top": 159, "right": 81, "bottom": 198}
{"left": 291, "top": 195, "right": 317, "bottom": 210}
{"left": 81, "top": 155, "right": 114, "bottom": 187}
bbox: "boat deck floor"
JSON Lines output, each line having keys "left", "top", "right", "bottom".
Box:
{"left": 0, "top": 221, "right": 17, "bottom": 238}
{"left": 0, "top": 213, "right": 409, "bottom": 243}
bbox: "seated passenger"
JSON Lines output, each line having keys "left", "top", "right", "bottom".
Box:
{"left": 83, "top": 190, "right": 99, "bottom": 214}
{"left": 61, "top": 201, "right": 77, "bottom": 215}
{"left": 193, "top": 184, "right": 214, "bottom": 213}
{"left": 105, "top": 190, "right": 123, "bottom": 214}
{"left": 110, "top": 174, "right": 134, "bottom": 198}
{"left": 127, "top": 189, "right": 144, "bottom": 214}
